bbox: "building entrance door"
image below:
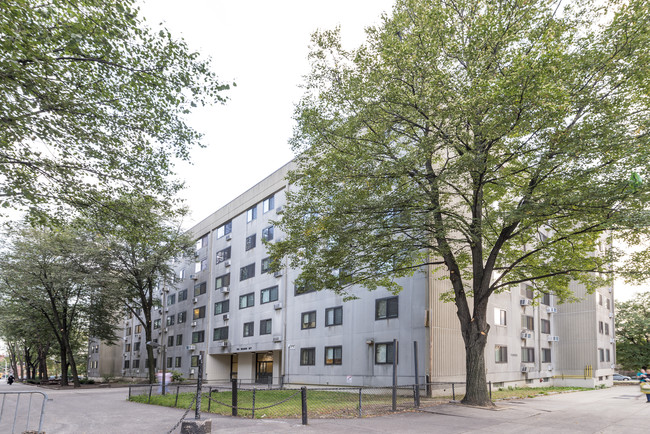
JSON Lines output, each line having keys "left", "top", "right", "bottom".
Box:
{"left": 255, "top": 352, "right": 273, "bottom": 384}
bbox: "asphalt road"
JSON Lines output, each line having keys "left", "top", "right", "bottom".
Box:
{"left": 1, "top": 381, "right": 649, "bottom": 433}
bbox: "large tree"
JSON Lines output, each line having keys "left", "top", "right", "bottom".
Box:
{"left": 81, "top": 194, "right": 193, "bottom": 383}
{"left": 0, "top": 0, "right": 229, "bottom": 214}
{"left": 270, "top": 0, "right": 650, "bottom": 406}
{"left": 614, "top": 292, "right": 650, "bottom": 371}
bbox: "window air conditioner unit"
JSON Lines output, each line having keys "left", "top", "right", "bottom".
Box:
{"left": 193, "top": 297, "right": 198, "bottom": 303}
{"left": 546, "top": 307, "right": 557, "bottom": 313}
{"left": 224, "top": 260, "right": 231, "bottom": 267}
{"left": 191, "top": 321, "right": 197, "bottom": 327}
{"left": 164, "top": 327, "right": 168, "bottom": 333}
{"left": 547, "top": 365, "right": 553, "bottom": 371}
{"left": 548, "top": 336, "right": 559, "bottom": 342}
{"left": 165, "top": 307, "right": 169, "bottom": 313}
{"left": 186, "top": 345, "right": 196, "bottom": 351}
{"left": 123, "top": 353, "right": 128, "bottom": 358}
{"left": 225, "top": 234, "right": 232, "bottom": 241}
{"left": 608, "top": 312, "right": 613, "bottom": 318}
{"left": 274, "top": 270, "right": 283, "bottom": 278}
{"left": 273, "top": 336, "right": 282, "bottom": 342}
{"left": 217, "top": 341, "right": 229, "bottom": 347}
{"left": 520, "top": 299, "right": 532, "bottom": 306}
{"left": 610, "top": 338, "right": 615, "bottom": 344}
{"left": 521, "top": 366, "right": 531, "bottom": 373}
{"left": 223, "top": 314, "right": 229, "bottom": 321}
{"left": 190, "top": 369, "right": 195, "bottom": 375}
{"left": 190, "top": 274, "right": 198, "bottom": 280}
{"left": 521, "top": 332, "right": 533, "bottom": 339}
{"left": 136, "top": 370, "right": 140, "bottom": 374}
{"left": 608, "top": 287, "right": 612, "bottom": 293}
{"left": 194, "top": 251, "right": 200, "bottom": 258}
{"left": 158, "top": 309, "right": 162, "bottom": 314}
{"left": 220, "top": 286, "right": 230, "bottom": 294}
{"left": 276, "top": 205, "right": 284, "bottom": 213}
{"left": 274, "top": 302, "right": 283, "bottom": 310}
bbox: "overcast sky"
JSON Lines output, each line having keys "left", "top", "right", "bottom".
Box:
{"left": 139, "top": 0, "right": 395, "bottom": 224}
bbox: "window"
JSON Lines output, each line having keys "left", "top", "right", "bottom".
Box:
{"left": 214, "top": 300, "right": 229, "bottom": 315}
{"left": 606, "top": 298, "right": 611, "bottom": 310}
{"left": 125, "top": 343, "right": 131, "bottom": 352}
{"left": 542, "top": 348, "right": 552, "bottom": 363}
{"left": 134, "top": 325, "right": 142, "bottom": 334}
{"left": 541, "top": 319, "right": 550, "bottom": 334}
{"left": 325, "top": 346, "right": 342, "bottom": 365}
{"left": 301, "top": 311, "right": 316, "bottom": 329}
{"left": 192, "top": 331, "right": 205, "bottom": 343}
{"left": 245, "top": 234, "right": 256, "bottom": 251}
{"left": 177, "top": 311, "right": 187, "bottom": 324}
{"left": 215, "top": 273, "right": 230, "bottom": 289}
{"left": 599, "top": 348, "right": 605, "bottom": 362}
{"left": 216, "top": 247, "right": 231, "bottom": 264}
{"left": 213, "top": 326, "right": 229, "bottom": 341}
{"left": 124, "top": 360, "right": 130, "bottom": 369}
{"left": 263, "top": 195, "right": 274, "bottom": 213}
{"left": 239, "top": 293, "right": 254, "bottom": 309}
{"left": 495, "top": 345, "right": 508, "bottom": 363}
{"left": 193, "top": 306, "right": 206, "bottom": 320}
{"left": 166, "top": 315, "right": 175, "bottom": 326}
{"left": 606, "top": 349, "right": 611, "bottom": 362}
{"left": 605, "top": 323, "right": 609, "bottom": 335}
{"left": 262, "top": 226, "right": 274, "bottom": 242}
{"left": 598, "top": 293, "right": 603, "bottom": 305}
{"left": 217, "top": 220, "right": 232, "bottom": 238}
{"left": 191, "top": 355, "right": 199, "bottom": 367}
{"left": 179, "top": 269, "right": 186, "bottom": 280}
{"left": 521, "top": 315, "right": 534, "bottom": 330}
{"left": 261, "top": 257, "right": 272, "bottom": 273}
{"left": 125, "top": 327, "right": 132, "bottom": 335}
{"left": 176, "top": 334, "right": 183, "bottom": 346}
{"left": 246, "top": 206, "right": 257, "bottom": 222}
{"left": 494, "top": 308, "right": 507, "bottom": 326}
{"left": 260, "top": 319, "right": 272, "bottom": 335}
{"left": 522, "top": 285, "right": 534, "bottom": 300}
{"left": 167, "top": 335, "right": 174, "bottom": 347}
{"left": 133, "top": 359, "right": 140, "bottom": 369}
{"left": 240, "top": 263, "right": 255, "bottom": 281}
{"left": 243, "top": 322, "right": 254, "bottom": 337}
{"left": 375, "top": 342, "right": 396, "bottom": 364}
{"left": 376, "top": 297, "right": 398, "bottom": 320}
{"left": 521, "top": 347, "right": 535, "bottom": 363}
{"left": 295, "top": 282, "right": 315, "bottom": 296}
{"left": 300, "top": 348, "right": 315, "bottom": 366}
{"left": 541, "top": 292, "right": 550, "bottom": 306}
{"left": 175, "top": 357, "right": 181, "bottom": 368}
{"left": 133, "top": 341, "right": 141, "bottom": 351}
{"left": 196, "top": 233, "right": 208, "bottom": 250}
{"left": 178, "top": 289, "right": 188, "bottom": 302}
{"left": 260, "top": 286, "right": 278, "bottom": 304}
{"left": 194, "top": 259, "right": 207, "bottom": 273}
{"left": 167, "top": 294, "right": 176, "bottom": 306}
{"left": 325, "top": 306, "right": 343, "bottom": 326}
{"left": 153, "top": 319, "right": 161, "bottom": 329}
{"left": 166, "top": 357, "right": 172, "bottom": 368}
{"left": 194, "top": 282, "right": 207, "bottom": 297}
{"left": 599, "top": 321, "right": 604, "bottom": 334}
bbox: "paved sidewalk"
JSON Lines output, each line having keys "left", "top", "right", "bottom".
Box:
{"left": 1, "top": 382, "right": 649, "bottom": 433}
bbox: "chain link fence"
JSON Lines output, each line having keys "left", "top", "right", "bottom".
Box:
{"left": 128, "top": 380, "right": 476, "bottom": 420}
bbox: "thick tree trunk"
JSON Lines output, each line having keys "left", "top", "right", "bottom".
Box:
{"left": 145, "top": 326, "right": 156, "bottom": 384}
{"left": 59, "top": 347, "right": 68, "bottom": 386}
{"left": 66, "top": 343, "right": 81, "bottom": 387}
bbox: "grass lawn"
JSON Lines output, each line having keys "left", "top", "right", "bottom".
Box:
{"left": 130, "top": 385, "right": 593, "bottom": 418}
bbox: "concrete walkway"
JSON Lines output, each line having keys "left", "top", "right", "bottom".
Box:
{"left": 1, "top": 382, "right": 649, "bottom": 433}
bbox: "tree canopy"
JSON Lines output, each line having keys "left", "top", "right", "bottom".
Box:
{"left": 615, "top": 292, "right": 650, "bottom": 371}
{"left": 270, "top": 0, "right": 650, "bottom": 406}
{"left": 0, "top": 0, "right": 230, "bottom": 215}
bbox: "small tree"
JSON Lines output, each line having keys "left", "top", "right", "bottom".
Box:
{"left": 615, "top": 293, "right": 650, "bottom": 371}
{"left": 270, "top": 0, "right": 650, "bottom": 406}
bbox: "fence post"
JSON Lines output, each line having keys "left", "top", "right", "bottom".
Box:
{"left": 301, "top": 386, "right": 308, "bottom": 425}
{"left": 358, "top": 388, "right": 362, "bottom": 418}
{"left": 231, "top": 379, "right": 238, "bottom": 417}
{"left": 148, "top": 385, "right": 152, "bottom": 403}
{"left": 175, "top": 386, "right": 180, "bottom": 407}
{"left": 489, "top": 381, "right": 492, "bottom": 401}
{"left": 128, "top": 385, "right": 131, "bottom": 400}
{"left": 195, "top": 352, "right": 204, "bottom": 420}
{"left": 426, "top": 374, "right": 431, "bottom": 398}
{"left": 413, "top": 341, "right": 420, "bottom": 408}
{"left": 392, "top": 338, "right": 397, "bottom": 411}
{"left": 208, "top": 387, "right": 212, "bottom": 412}
{"left": 452, "top": 383, "right": 456, "bottom": 401}
{"left": 252, "top": 388, "right": 256, "bottom": 419}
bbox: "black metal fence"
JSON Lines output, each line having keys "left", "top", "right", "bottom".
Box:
{"left": 128, "top": 380, "right": 478, "bottom": 420}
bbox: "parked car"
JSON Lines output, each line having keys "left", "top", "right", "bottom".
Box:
{"left": 613, "top": 373, "right": 632, "bottom": 381}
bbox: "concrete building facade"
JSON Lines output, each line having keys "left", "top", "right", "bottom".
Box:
{"left": 106, "top": 161, "right": 616, "bottom": 388}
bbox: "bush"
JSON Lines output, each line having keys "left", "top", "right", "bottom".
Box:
{"left": 170, "top": 371, "right": 184, "bottom": 383}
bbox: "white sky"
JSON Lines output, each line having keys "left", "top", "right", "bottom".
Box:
{"left": 139, "top": 0, "right": 395, "bottom": 225}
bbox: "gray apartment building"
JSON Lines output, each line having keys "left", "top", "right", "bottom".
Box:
{"left": 102, "top": 161, "right": 616, "bottom": 388}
